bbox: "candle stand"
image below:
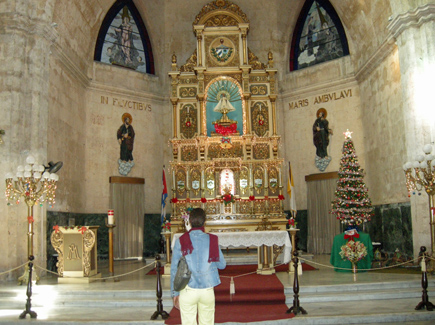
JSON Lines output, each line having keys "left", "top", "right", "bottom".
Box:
{"left": 403, "top": 144, "right": 435, "bottom": 272}
{"left": 5, "top": 155, "right": 59, "bottom": 319}
{"left": 161, "top": 231, "right": 172, "bottom": 277}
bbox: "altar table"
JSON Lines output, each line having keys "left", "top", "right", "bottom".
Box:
{"left": 330, "top": 231, "right": 374, "bottom": 272}
{"left": 172, "top": 231, "right": 292, "bottom": 274}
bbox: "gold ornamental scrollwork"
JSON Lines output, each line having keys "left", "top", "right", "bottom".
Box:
{"left": 251, "top": 102, "right": 269, "bottom": 137}
{"left": 180, "top": 87, "right": 197, "bottom": 98}
{"left": 248, "top": 48, "right": 266, "bottom": 70}
{"left": 82, "top": 229, "right": 96, "bottom": 277}
{"left": 250, "top": 85, "right": 267, "bottom": 96}
{"left": 180, "top": 49, "right": 198, "bottom": 72}
{"left": 193, "top": 0, "right": 249, "bottom": 26}
{"left": 50, "top": 231, "right": 64, "bottom": 276}
{"left": 203, "top": 14, "right": 239, "bottom": 27}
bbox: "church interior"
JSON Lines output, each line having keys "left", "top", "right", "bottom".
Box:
{"left": 1, "top": 0, "right": 435, "bottom": 323}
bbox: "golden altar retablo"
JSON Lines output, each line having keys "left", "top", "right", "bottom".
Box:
{"left": 168, "top": 0, "right": 287, "bottom": 233}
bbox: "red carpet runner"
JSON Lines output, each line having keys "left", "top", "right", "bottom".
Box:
{"left": 164, "top": 264, "right": 300, "bottom": 324}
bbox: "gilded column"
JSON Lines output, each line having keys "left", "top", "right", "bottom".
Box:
{"left": 196, "top": 30, "right": 203, "bottom": 67}
{"left": 270, "top": 96, "right": 277, "bottom": 136}
{"left": 171, "top": 99, "right": 178, "bottom": 138}
{"left": 244, "top": 94, "right": 251, "bottom": 134}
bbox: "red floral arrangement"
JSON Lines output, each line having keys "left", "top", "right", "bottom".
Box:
{"left": 171, "top": 198, "right": 178, "bottom": 203}
{"left": 222, "top": 193, "right": 235, "bottom": 205}
{"left": 214, "top": 123, "right": 237, "bottom": 136}
{"left": 249, "top": 195, "right": 255, "bottom": 201}
{"left": 278, "top": 194, "right": 285, "bottom": 200}
{"left": 201, "top": 197, "right": 207, "bottom": 203}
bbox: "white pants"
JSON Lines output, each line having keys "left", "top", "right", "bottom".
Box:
{"left": 179, "top": 285, "right": 215, "bottom": 325}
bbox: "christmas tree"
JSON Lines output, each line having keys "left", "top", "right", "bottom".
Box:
{"left": 331, "top": 130, "right": 374, "bottom": 225}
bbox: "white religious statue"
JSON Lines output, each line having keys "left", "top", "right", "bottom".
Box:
{"left": 213, "top": 93, "right": 237, "bottom": 126}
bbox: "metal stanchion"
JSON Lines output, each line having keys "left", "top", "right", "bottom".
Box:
{"left": 415, "top": 246, "right": 434, "bottom": 311}
{"left": 151, "top": 255, "right": 169, "bottom": 320}
{"left": 286, "top": 250, "right": 307, "bottom": 315}
{"left": 19, "top": 255, "right": 37, "bottom": 319}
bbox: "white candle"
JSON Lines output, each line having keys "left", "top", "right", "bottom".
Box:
{"left": 108, "top": 210, "right": 114, "bottom": 225}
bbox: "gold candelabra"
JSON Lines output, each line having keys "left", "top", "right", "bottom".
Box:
{"left": 403, "top": 144, "right": 435, "bottom": 270}
{"left": 5, "top": 155, "right": 59, "bottom": 284}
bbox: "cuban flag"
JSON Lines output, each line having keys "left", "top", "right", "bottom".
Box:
{"left": 161, "top": 167, "right": 168, "bottom": 225}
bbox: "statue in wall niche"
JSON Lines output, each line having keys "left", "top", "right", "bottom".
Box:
{"left": 313, "top": 108, "right": 332, "bottom": 171}
{"left": 117, "top": 113, "right": 135, "bottom": 176}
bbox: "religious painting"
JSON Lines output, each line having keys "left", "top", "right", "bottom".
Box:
{"left": 205, "top": 78, "right": 243, "bottom": 137}
{"left": 220, "top": 169, "right": 235, "bottom": 195}
{"left": 290, "top": 0, "right": 349, "bottom": 71}
{"left": 98, "top": 6, "right": 148, "bottom": 73}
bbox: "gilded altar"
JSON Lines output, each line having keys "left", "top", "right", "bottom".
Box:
{"left": 168, "top": 0, "right": 286, "bottom": 233}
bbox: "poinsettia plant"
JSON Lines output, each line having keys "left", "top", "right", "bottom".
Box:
{"left": 222, "top": 193, "right": 235, "bottom": 205}
{"left": 288, "top": 217, "right": 297, "bottom": 228}
{"left": 162, "top": 220, "right": 171, "bottom": 232}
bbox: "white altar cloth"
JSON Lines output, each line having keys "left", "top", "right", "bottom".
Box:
{"left": 172, "top": 230, "right": 292, "bottom": 264}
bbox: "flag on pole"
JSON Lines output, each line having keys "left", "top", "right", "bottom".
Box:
{"left": 287, "top": 162, "right": 297, "bottom": 218}
{"left": 161, "top": 166, "right": 168, "bottom": 225}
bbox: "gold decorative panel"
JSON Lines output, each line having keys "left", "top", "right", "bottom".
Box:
{"left": 237, "top": 200, "right": 251, "bottom": 214}
{"left": 254, "top": 201, "right": 266, "bottom": 214}
{"left": 176, "top": 169, "right": 186, "bottom": 196}
{"left": 250, "top": 85, "right": 267, "bottom": 95}
{"left": 250, "top": 75, "right": 268, "bottom": 82}
{"left": 269, "top": 200, "right": 281, "bottom": 213}
{"left": 205, "top": 168, "right": 215, "bottom": 196}
{"left": 180, "top": 87, "right": 197, "bottom": 98}
{"left": 205, "top": 201, "right": 219, "bottom": 215}
{"left": 181, "top": 145, "right": 198, "bottom": 161}
{"left": 253, "top": 166, "right": 264, "bottom": 195}
{"left": 180, "top": 104, "right": 198, "bottom": 139}
{"left": 253, "top": 144, "right": 270, "bottom": 160}
{"left": 180, "top": 77, "right": 198, "bottom": 84}
{"left": 204, "top": 14, "right": 239, "bottom": 27}
{"left": 268, "top": 166, "right": 279, "bottom": 194}
{"left": 207, "top": 143, "right": 243, "bottom": 159}
{"left": 251, "top": 102, "right": 269, "bottom": 137}
{"left": 239, "top": 166, "right": 249, "bottom": 196}
{"left": 190, "top": 168, "right": 201, "bottom": 196}
{"left": 205, "top": 35, "right": 240, "bottom": 67}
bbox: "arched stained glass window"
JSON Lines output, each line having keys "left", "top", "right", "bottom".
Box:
{"left": 94, "top": 0, "right": 154, "bottom": 74}
{"left": 290, "top": 0, "right": 349, "bottom": 71}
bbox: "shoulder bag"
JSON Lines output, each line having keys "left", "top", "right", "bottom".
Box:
{"left": 173, "top": 255, "right": 191, "bottom": 291}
